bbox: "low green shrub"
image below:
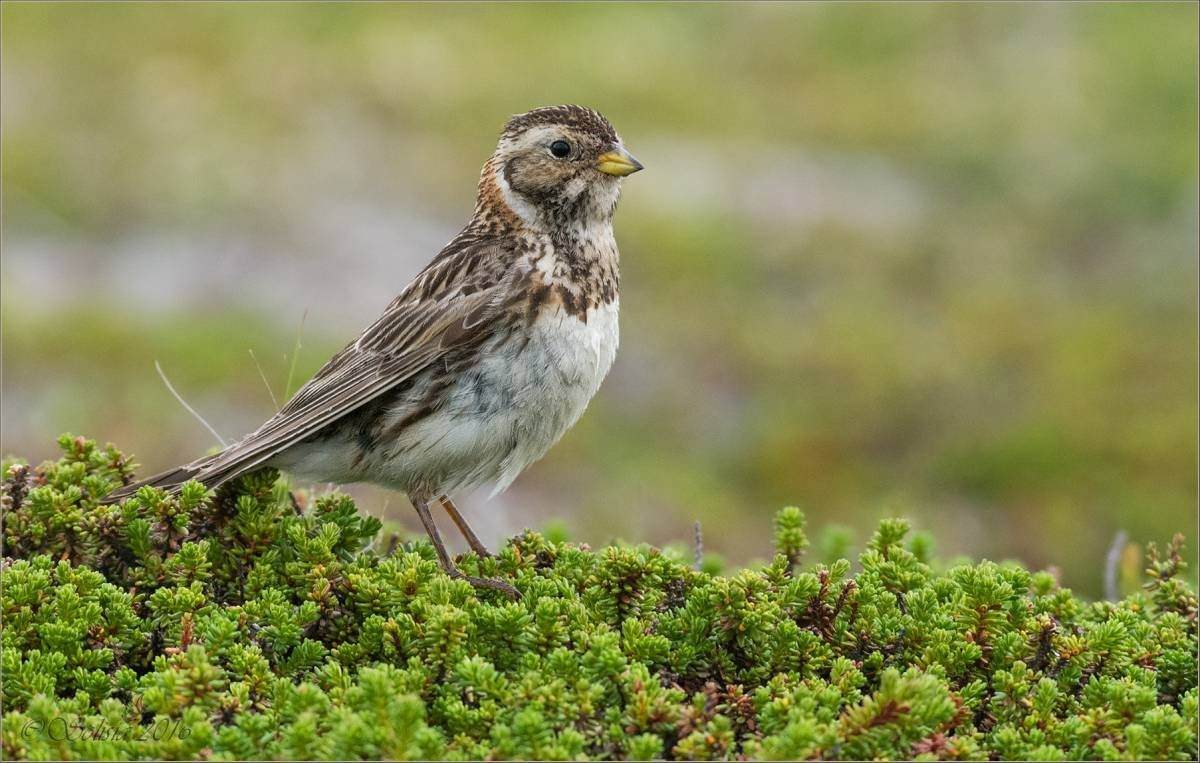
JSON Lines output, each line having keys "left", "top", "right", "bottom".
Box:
{"left": 2, "top": 436, "right": 1197, "bottom": 760}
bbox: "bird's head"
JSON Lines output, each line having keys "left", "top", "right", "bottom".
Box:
{"left": 477, "top": 105, "right": 642, "bottom": 233}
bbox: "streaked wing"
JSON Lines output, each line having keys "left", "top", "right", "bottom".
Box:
{"left": 199, "top": 239, "right": 524, "bottom": 482}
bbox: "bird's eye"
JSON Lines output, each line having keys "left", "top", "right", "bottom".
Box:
{"left": 549, "top": 140, "right": 571, "bottom": 159}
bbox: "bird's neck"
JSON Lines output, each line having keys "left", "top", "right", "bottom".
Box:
{"left": 464, "top": 159, "right": 617, "bottom": 312}
{"left": 473, "top": 157, "right": 618, "bottom": 243}
{"left": 472, "top": 157, "right": 528, "bottom": 233}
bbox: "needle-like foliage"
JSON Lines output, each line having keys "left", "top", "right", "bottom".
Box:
{"left": 2, "top": 436, "right": 1197, "bottom": 760}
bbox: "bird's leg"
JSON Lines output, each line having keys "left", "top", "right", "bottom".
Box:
{"left": 438, "top": 494, "right": 492, "bottom": 558}
{"left": 410, "top": 497, "right": 519, "bottom": 599}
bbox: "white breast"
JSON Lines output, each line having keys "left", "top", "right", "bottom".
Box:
{"left": 489, "top": 298, "right": 620, "bottom": 493}
{"left": 366, "top": 298, "right": 620, "bottom": 497}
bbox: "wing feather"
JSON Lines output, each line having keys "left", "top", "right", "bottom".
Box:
{"left": 103, "top": 228, "right": 529, "bottom": 502}
{"left": 201, "top": 277, "right": 518, "bottom": 481}
{"left": 169, "top": 233, "right": 527, "bottom": 490}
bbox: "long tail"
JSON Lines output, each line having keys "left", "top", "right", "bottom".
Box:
{"left": 103, "top": 451, "right": 230, "bottom": 503}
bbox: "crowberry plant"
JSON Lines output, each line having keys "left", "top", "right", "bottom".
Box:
{"left": 2, "top": 436, "right": 1197, "bottom": 760}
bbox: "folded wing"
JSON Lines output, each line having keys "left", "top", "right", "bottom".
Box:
{"left": 106, "top": 236, "right": 523, "bottom": 500}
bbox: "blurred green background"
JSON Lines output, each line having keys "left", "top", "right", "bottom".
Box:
{"left": 3, "top": 2, "right": 1196, "bottom": 595}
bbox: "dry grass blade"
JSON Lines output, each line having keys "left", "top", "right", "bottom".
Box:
{"left": 248, "top": 348, "right": 280, "bottom": 410}
{"left": 283, "top": 308, "right": 309, "bottom": 402}
{"left": 154, "top": 360, "right": 228, "bottom": 447}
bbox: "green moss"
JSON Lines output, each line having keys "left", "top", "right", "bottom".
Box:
{"left": 2, "top": 436, "right": 1197, "bottom": 760}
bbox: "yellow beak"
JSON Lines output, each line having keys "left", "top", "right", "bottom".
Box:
{"left": 596, "top": 147, "right": 644, "bottom": 177}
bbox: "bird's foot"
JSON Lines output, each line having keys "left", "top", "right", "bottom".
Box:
{"left": 411, "top": 496, "right": 514, "bottom": 597}
{"left": 451, "top": 570, "right": 521, "bottom": 599}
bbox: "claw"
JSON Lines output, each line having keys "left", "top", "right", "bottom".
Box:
{"left": 410, "top": 496, "right": 518, "bottom": 599}
{"left": 456, "top": 572, "right": 521, "bottom": 600}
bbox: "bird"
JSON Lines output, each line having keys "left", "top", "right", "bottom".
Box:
{"left": 105, "top": 105, "right": 642, "bottom": 598}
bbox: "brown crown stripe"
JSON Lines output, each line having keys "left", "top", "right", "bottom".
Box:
{"left": 502, "top": 105, "right": 618, "bottom": 145}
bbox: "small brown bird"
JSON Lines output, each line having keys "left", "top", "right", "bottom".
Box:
{"left": 107, "top": 105, "right": 642, "bottom": 596}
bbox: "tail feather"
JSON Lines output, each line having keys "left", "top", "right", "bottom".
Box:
{"left": 103, "top": 452, "right": 226, "bottom": 503}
